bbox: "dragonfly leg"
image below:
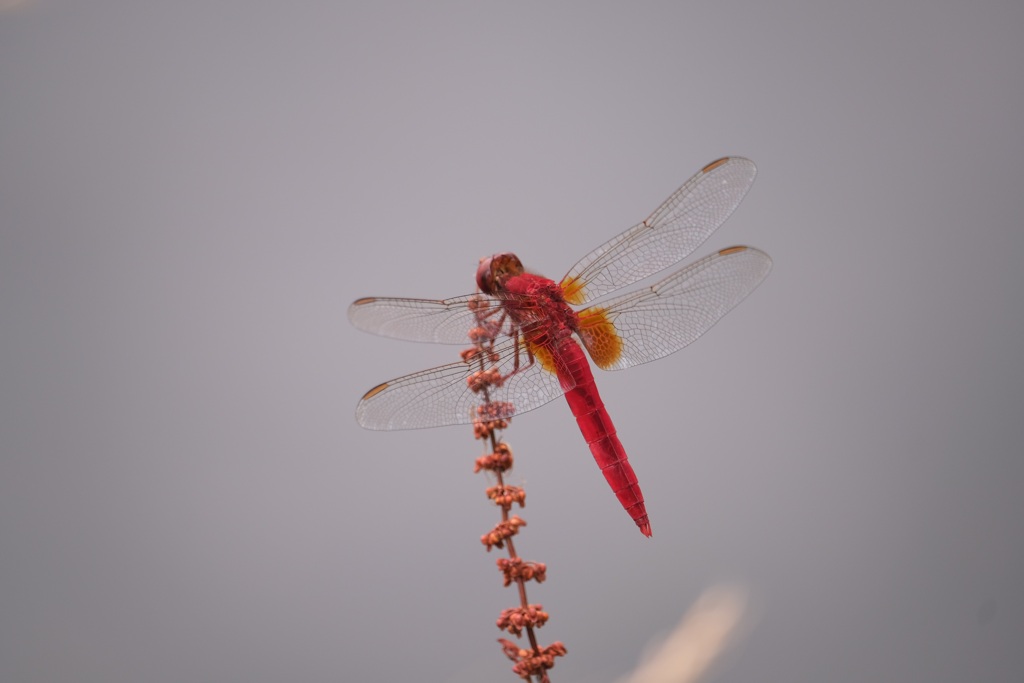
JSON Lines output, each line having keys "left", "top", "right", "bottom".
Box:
{"left": 501, "top": 329, "right": 537, "bottom": 383}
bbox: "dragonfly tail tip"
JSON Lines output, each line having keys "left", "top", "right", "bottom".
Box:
{"left": 637, "top": 517, "right": 652, "bottom": 537}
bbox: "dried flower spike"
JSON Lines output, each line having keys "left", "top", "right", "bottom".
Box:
{"left": 481, "top": 515, "right": 527, "bottom": 551}
{"left": 496, "top": 558, "right": 547, "bottom": 587}
{"left": 465, "top": 295, "right": 562, "bottom": 681}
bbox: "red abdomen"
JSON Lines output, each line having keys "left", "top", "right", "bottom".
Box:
{"left": 557, "top": 339, "right": 651, "bottom": 537}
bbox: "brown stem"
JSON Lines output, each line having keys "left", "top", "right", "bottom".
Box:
{"left": 468, "top": 296, "right": 564, "bottom": 682}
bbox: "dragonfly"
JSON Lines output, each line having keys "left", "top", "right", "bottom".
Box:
{"left": 349, "top": 157, "right": 772, "bottom": 537}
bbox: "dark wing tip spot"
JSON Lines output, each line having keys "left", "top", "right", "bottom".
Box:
{"left": 361, "top": 382, "right": 389, "bottom": 400}
{"left": 701, "top": 157, "right": 731, "bottom": 173}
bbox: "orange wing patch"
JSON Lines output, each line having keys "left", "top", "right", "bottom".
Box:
{"left": 578, "top": 307, "right": 623, "bottom": 370}
{"left": 525, "top": 338, "right": 561, "bottom": 375}
{"left": 560, "top": 275, "right": 586, "bottom": 305}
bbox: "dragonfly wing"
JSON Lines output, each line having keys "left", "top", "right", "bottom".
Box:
{"left": 349, "top": 294, "right": 515, "bottom": 344}
{"left": 560, "top": 157, "right": 757, "bottom": 305}
{"left": 577, "top": 246, "right": 772, "bottom": 371}
{"left": 356, "top": 336, "right": 575, "bottom": 430}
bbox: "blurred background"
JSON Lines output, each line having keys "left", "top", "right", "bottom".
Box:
{"left": 2, "top": 2, "right": 1022, "bottom": 682}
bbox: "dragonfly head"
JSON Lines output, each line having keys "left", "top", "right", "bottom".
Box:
{"left": 477, "top": 253, "right": 524, "bottom": 294}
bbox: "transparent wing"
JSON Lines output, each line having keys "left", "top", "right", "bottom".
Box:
{"left": 349, "top": 294, "right": 519, "bottom": 344}
{"left": 578, "top": 246, "right": 772, "bottom": 371}
{"left": 561, "top": 157, "right": 757, "bottom": 305}
{"left": 355, "top": 335, "right": 575, "bottom": 430}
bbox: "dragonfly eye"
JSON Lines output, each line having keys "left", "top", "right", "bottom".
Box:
{"left": 476, "top": 256, "right": 496, "bottom": 294}
{"left": 477, "top": 253, "right": 524, "bottom": 294}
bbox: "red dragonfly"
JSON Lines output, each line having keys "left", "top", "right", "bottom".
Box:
{"left": 349, "top": 157, "right": 771, "bottom": 537}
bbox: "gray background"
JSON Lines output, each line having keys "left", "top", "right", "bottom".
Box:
{"left": 2, "top": 1, "right": 1022, "bottom": 682}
